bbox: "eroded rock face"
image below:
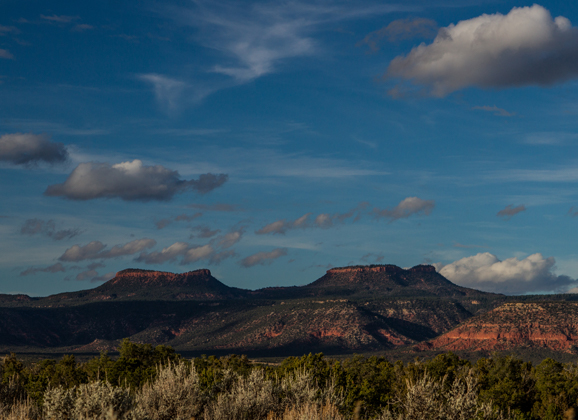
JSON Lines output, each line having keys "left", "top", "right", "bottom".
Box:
{"left": 417, "top": 302, "right": 578, "bottom": 353}
{"left": 109, "top": 268, "right": 213, "bottom": 287}
{"left": 307, "top": 264, "right": 484, "bottom": 298}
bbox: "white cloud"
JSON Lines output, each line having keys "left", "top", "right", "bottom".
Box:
{"left": 374, "top": 197, "right": 435, "bottom": 221}
{"left": 388, "top": 5, "right": 578, "bottom": 96}
{"left": 0, "top": 133, "right": 68, "bottom": 165}
{"left": 240, "top": 247, "right": 288, "bottom": 267}
{"left": 45, "top": 159, "right": 227, "bottom": 201}
{"left": 136, "top": 232, "right": 241, "bottom": 265}
{"left": 59, "top": 239, "right": 156, "bottom": 262}
{"left": 438, "top": 252, "right": 577, "bottom": 294}
{"left": 182, "top": 244, "right": 215, "bottom": 263}
{"left": 136, "top": 242, "right": 189, "bottom": 264}
{"left": 256, "top": 202, "right": 369, "bottom": 234}
{"left": 166, "top": 0, "right": 412, "bottom": 93}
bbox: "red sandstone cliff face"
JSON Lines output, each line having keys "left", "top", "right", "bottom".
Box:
{"left": 417, "top": 302, "right": 578, "bottom": 353}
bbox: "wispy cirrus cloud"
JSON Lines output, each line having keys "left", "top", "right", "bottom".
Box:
{"left": 155, "top": 212, "right": 203, "bottom": 229}
{"left": 497, "top": 204, "right": 526, "bottom": 220}
{"left": 58, "top": 238, "right": 156, "bottom": 262}
{"left": 20, "top": 219, "right": 82, "bottom": 241}
{"left": 40, "top": 15, "right": 80, "bottom": 23}
{"left": 188, "top": 203, "right": 238, "bottom": 212}
{"left": 155, "top": 0, "right": 414, "bottom": 106}
{"left": 20, "top": 263, "right": 66, "bottom": 276}
{"left": 358, "top": 17, "right": 437, "bottom": 52}
{"left": 75, "top": 269, "right": 115, "bottom": 282}
{"left": 472, "top": 105, "right": 516, "bottom": 117}
{"left": 388, "top": 5, "right": 578, "bottom": 96}
{"left": 45, "top": 159, "right": 227, "bottom": 201}
{"left": 0, "top": 25, "right": 19, "bottom": 35}
{"left": 0, "top": 49, "right": 14, "bottom": 60}
{"left": 190, "top": 225, "right": 221, "bottom": 239}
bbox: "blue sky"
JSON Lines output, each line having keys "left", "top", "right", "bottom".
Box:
{"left": 2, "top": 0, "right": 578, "bottom": 296}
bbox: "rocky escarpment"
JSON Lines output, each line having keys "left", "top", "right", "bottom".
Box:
{"left": 39, "top": 268, "right": 247, "bottom": 305}
{"left": 417, "top": 302, "right": 578, "bottom": 353}
{"left": 304, "top": 264, "right": 489, "bottom": 298}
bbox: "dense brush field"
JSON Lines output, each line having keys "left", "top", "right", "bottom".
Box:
{"left": 0, "top": 341, "right": 577, "bottom": 419}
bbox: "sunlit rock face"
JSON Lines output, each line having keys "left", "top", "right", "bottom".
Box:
{"left": 417, "top": 302, "right": 578, "bottom": 353}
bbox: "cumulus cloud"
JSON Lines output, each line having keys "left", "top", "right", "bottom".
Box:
{"left": 358, "top": 17, "right": 437, "bottom": 52}
{"left": 240, "top": 248, "right": 288, "bottom": 267}
{"left": 472, "top": 105, "right": 516, "bottom": 117}
{"left": 0, "top": 133, "right": 68, "bottom": 165}
{"left": 497, "top": 204, "right": 526, "bottom": 219}
{"left": 437, "top": 252, "right": 577, "bottom": 294}
{"left": 256, "top": 202, "right": 369, "bottom": 234}
{"left": 387, "top": 5, "right": 578, "bottom": 96}
{"left": 374, "top": 197, "right": 435, "bottom": 221}
{"left": 45, "top": 159, "right": 227, "bottom": 201}
{"left": 59, "top": 238, "right": 156, "bottom": 262}
{"left": 20, "top": 263, "right": 66, "bottom": 276}
{"left": 155, "top": 212, "right": 203, "bottom": 229}
{"left": 20, "top": 219, "right": 82, "bottom": 241}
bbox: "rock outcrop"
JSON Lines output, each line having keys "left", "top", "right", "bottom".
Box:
{"left": 417, "top": 302, "right": 578, "bottom": 353}
{"left": 305, "top": 264, "right": 488, "bottom": 298}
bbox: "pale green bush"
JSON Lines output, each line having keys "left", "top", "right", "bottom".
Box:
{"left": 377, "top": 370, "right": 510, "bottom": 420}
{"left": 43, "top": 382, "right": 132, "bottom": 420}
{"left": 204, "top": 369, "right": 279, "bottom": 420}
